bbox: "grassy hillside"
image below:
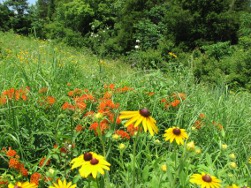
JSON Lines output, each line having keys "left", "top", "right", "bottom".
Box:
{"left": 0, "top": 32, "right": 250, "bottom": 187}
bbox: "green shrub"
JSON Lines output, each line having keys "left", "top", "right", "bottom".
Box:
{"left": 84, "top": 27, "right": 123, "bottom": 58}
{"left": 45, "top": 22, "right": 84, "bottom": 47}
{"left": 201, "top": 42, "right": 234, "bottom": 60}
{"left": 133, "top": 18, "right": 164, "bottom": 50}
{"left": 126, "top": 48, "right": 163, "bottom": 69}
{"left": 193, "top": 42, "right": 251, "bottom": 90}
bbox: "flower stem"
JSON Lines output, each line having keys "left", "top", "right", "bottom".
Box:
{"left": 132, "top": 132, "right": 139, "bottom": 188}
{"left": 173, "top": 145, "right": 178, "bottom": 187}
{"left": 99, "top": 132, "right": 106, "bottom": 157}
{"left": 97, "top": 123, "right": 106, "bottom": 157}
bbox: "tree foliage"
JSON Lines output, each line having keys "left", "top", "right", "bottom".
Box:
{"left": 0, "top": 0, "right": 31, "bottom": 34}
{"left": 1, "top": 0, "right": 251, "bottom": 89}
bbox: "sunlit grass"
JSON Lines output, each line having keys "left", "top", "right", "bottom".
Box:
{"left": 0, "top": 32, "right": 250, "bottom": 187}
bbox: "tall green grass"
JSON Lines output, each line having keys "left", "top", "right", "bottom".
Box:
{"left": 0, "top": 32, "right": 250, "bottom": 187}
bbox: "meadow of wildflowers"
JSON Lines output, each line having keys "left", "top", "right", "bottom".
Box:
{"left": 0, "top": 32, "right": 251, "bottom": 188}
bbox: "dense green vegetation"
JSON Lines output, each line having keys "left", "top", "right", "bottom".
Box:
{"left": 0, "top": 31, "right": 251, "bottom": 188}
{"left": 0, "top": 1, "right": 251, "bottom": 186}
{"left": 0, "top": 0, "right": 251, "bottom": 90}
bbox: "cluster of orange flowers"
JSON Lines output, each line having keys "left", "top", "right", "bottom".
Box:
{"left": 38, "top": 96, "right": 56, "bottom": 107}
{"left": 104, "top": 84, "right": 133, "bottom": 93}
{"left": 2, "top": 147, "right": 28, "bottom": 177}
{"left": 58, "top": 84, "right": 135, "bottom": 137}
{"left": 212, "top": 121, "right": 223, "bottom": 130}
{"left": 161, "top": 92, "right": 186, "bottom": 109}
{"left": 75, "top": 124, "right": 84, "bottom": 132}
{"left": 62, "top": 88, "right": 95, "bottom": 111}
{"left": 0, "top": 178, "right": 8, "bottom": 186}
{"left": 89, "top": 90, "right": 120, "bottom": 135}
{"left": 89, "top": 121, "right": 109, "bottom": 135}
{"left": 39, "top": 157, "right": 51, "bottom": 167}
{"left": 113, "top": 124, "right": 140, "bottom": 140}
{"left": 0, "top": 87, "right": 29, "bottom": 105}
{"left": 193, "top": 113, "right": 206, "bottom": 129}
{"left": 1, "top": 147, "right": 52, "bottom": 186}
{"left": 126, "top": 124, "right": 140, "bottom": 136}
{"left": 37, "top": 87, "right": 57, "bottom": 107}
{"left": 61, "top": 84, "right": 133, "bottom": 135}
{"left": 193, "top": 113, "right": 223, "bottom": 130}
{"left": 115, "top": 130, "right": 130, "bottom": 140}
{"left": 30, "top": 172, "right": 42, "bottom": 185}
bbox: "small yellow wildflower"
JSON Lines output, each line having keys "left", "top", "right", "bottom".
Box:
{"left": 229, "top": 153, "right": 236, "bottom": 160}
{"left": 229, "top": 162, "right": 237, "bottom": 169}
{"left": 112, "top": 134, "right": 120, "bottom": 140}
{"left": 168, "top": 52, "right": 177, "bottom": 58}
{"left": 221, "top": 144, "right": 228, "bottom": 150}
{"left": 118, "top": 143, "right": 126, "bottom": 150}
{"left": 186, "top": 141, "right": 195, "bottom": 151}
{"left": 154, "top": 139, "right": 161, "bottom": 145}
{"left": 94, "top": 112, "right": 104, "bottom": 121}
{"left": 195, "top": 148, "right": 201, "bottom": 154}
{"left": 161, "top": 164, "right": 167, "bottom": 172}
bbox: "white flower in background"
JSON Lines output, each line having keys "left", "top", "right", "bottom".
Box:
{"left": 135, "top": 45, "right": 140, "bottom": 49}
{"left": 136, "top": 39, "right": 140, "bottom": 43}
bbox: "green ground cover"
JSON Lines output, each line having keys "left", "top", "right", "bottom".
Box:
{"left": 0, "top": 32, "right": 250, "bottom": 188}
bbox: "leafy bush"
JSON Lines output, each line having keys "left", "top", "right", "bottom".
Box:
{"left": 126, "top": 48, "right": 164, "bottom": 69}
{"left": 45, "top": 22, "right": 84, "bottom": 47}
{"left": 200, "top": 42, "right": 234, "bottom": 60}
{"left": 193, "top": 42, "right": 251, "bottom": 90}
{"left": 133, "top": 18, "right": 164, "bottom": 50}
{"left": 84, "top": 27, "right": 123, "bottom": 58}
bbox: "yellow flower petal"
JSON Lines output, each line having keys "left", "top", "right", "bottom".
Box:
{"left": 120, "top": 111, "right": 139, "bottom": 115}
{"left": 124, "top": 115, "right": 140, "bottom": 127}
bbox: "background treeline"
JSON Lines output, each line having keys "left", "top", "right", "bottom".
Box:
{"left": 1, "top": 0, "right": 251, "bottom": 90}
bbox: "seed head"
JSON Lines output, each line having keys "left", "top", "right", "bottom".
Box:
{"left": 84, "top": 152, "right": 92, "bottom": 161}
{"left": 202, "top": 174, "right": 212, "bottom": 182}
{"left": 139, "top": 108, "right": 151, "bottom": 117}
{"left": 90, "top": 158, "right": 99, "bottom": 165}
{"left": 173, "top": 128, "right": 181, "bottom": 135}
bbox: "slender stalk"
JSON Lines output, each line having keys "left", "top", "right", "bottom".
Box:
{"left": 96, "top": 178, "right": 99, "bottom": 188}
{"left": 173, "top": 145, "right": 178, "bottom": 187}
{"left": 132, "top": 132, "right": 139, "bottom": 188}
{"left": 97, "top": 127, "right": 106, "bottom": 157}
{"left": 174, "top": 145, "right": 177, "bottom": 169}
{"left": 88, "top": 180, "right": 91, "bottom": 188}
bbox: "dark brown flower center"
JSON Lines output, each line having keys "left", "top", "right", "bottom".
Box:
{"left": 90, "top": 158, "right": 99, "bottom": 165}
{"left": 14, "top": 186, "right": 21, "bottom": 188}
{"left": 172, "top": 128, "right": 181, "bottom": 135}
{"left": 202, "top": 174, "right": 212, "bottom": 182}
{"left": 84, "top": 152, "right": 92, "bottom": 161}
{"left": 139, "top": 108, "right": 151, "bottom": 117}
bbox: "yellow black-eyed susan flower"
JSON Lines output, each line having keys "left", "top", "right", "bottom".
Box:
{"left": 163, "top": 127, "right": 188, "bottom": 145}
{"left": 190, "top": 173, "right": 221, "bottom": 188}
{"left": 119, "top": 108, "right": 158, "bottom": 136}
{"left": 225, "top": 184, "right": 239, "bottom": 188}
{"left": 70, "top": 152, "right": 110, "bottom": 179}
{"left": 49, "top": 179, "right": 76, "bottom": 188}
{"left": 8, "top": 181, "right": 37, "bottom": 188}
